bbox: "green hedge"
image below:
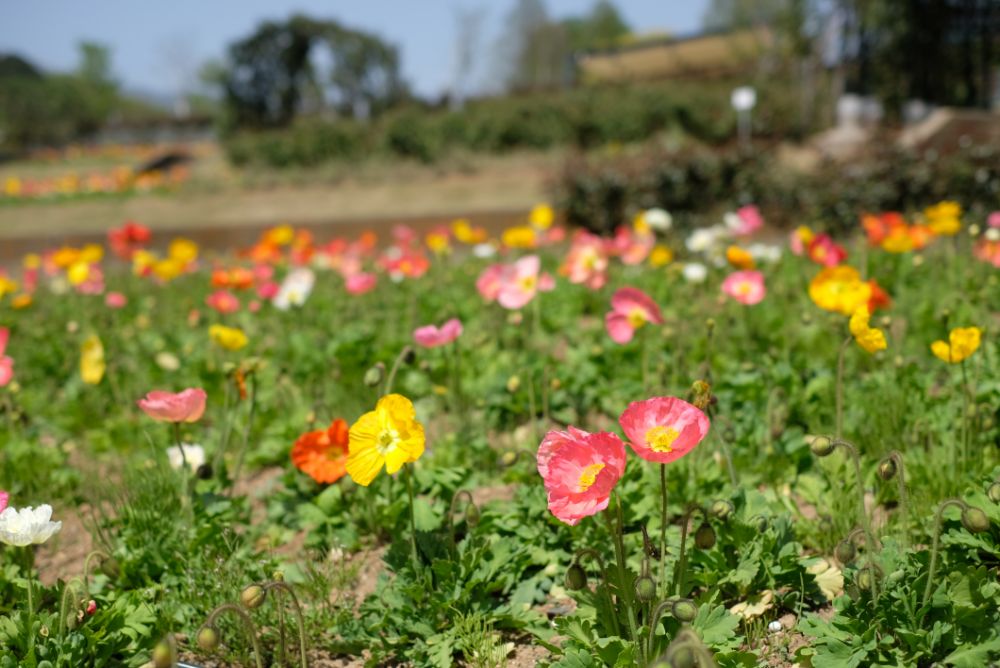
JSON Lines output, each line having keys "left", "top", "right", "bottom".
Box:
{"left": 223, "top": 80, "right": 806, "bottom": 168}
{"left": 559, "top": 143, "right": 1000, "bottom": 235}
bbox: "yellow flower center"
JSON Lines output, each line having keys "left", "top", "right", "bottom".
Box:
{"left": 645, "top": 425, "right": 680, "bottom": 453}
{"left": 519, "top": 275, "right": 537, "bottom": 291}
{"left": 578, "top": 463, "right": 605, "bottom": 492}
{"left": 627, "top": 308, "right": 647, "bottom": 329}
{"left": 376, "top": 427, "right": 400, "bottom": 456}
{"left": 736, "top": 282, "right": 751, "bottom": 296}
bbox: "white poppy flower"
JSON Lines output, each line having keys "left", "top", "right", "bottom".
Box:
{"left": 643, "top": 208, "right": 672, "bottom": 231}
{"left": 472, "top": 243, "right": 497, "bottom": 258}
{"left": 682, "top": 262, "right": 708, "bottom": 283}
{"left": 748, "top": 243, "right": 782, "bottom": 264}
{"left": 167, "top": 443, "right": 206, "bottom": 471}
{"left": 0, "top": 504, "right": 62, "bottom": 547}
{"left": 273, "top": 268, "right": 315, "bottom": 310}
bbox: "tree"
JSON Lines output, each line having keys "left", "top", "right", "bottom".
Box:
{"left": 564, "top": 1, "right": 631, "bottom": 52}
{"left": 220, "top": 14, "right": 408, "bottom": 129}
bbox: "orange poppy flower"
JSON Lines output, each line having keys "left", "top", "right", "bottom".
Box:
{"left": 291, "top": 419, "right": 350, "bottom": 484}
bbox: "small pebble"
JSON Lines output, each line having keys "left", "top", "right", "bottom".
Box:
{"left": 768, "top": 620, "right": 782, "bottom": 633}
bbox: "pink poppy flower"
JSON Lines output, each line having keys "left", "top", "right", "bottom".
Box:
{"left": 988, "top": 211, "right": 1000, "bottom": 229}
{"left": 257, "top": 281, "right": 280, "bottom": 300}
{"left": 0, "top": 327, "right": 13, "bottom": 388}
{"left": 206, "top": 290, "right": 240, "bottom": 314}
{"left": 807, "top": 234, "right": 847, "bottom": 267}
{"left": 345, "top": 272, "right": 377, "bottom": 295}
{"left": 105, "top": 292, "right": 127, "bottom": 309}
{"left": 721, "top": 270, "right": 766, "bottom": 305}
{"left": 476, "top": 264, "right": 506, "bottom": 302}
{"left": 730, "top": 205, "right": 764, "bottom": 237}
{"left": 611, "top": 227, "right": 655, "bottom": 265}
{"left": 137, "top": 388, "right": 207, "bottom": 423}
{"left": 498, "top": 255, "right": 547, "bottom": 310}
{"left": 536, "top": 427, "right": 626, "bottom": 525}
{"left": 560, "top": 232, "right": 608, "bottom": 290}
{"left": 605, "top": 287, "right": 663, "bottom": 344}
{"left": 413, "top": 318, "right": 463, "bottom": 348}
{"left": 248, "top": 300, "right": 262, "bottom": 313}
{"left": 0, "top": 490, "right": 8, "bottom": 513}
{"left": 619, "top": 396, "right": 710, "bottom": 464}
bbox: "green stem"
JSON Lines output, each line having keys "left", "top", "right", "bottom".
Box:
{"left": 231, "top": 372, "right": 258, "bottom": 489}
{"left": 25, "top": 561, "right": 36, "bottom": 664}
{"left": 887, "top": 451, "right": 910, "bottom": 548}
{"left": 921, "top": 499, "right": 966, "bottom": 611}
{"left": 835, "top": 334, "right": 852, "bottom": 440}
{"left": 833, "top": 439, "right": 879, "bottom": 601}
{"left": 658, "top": 464, "right": 668, "bottom": 599}
{"left": 605, "top": 495, "right": 642, "bottom": 662}
{"left": 264, "top": 582, "right": 309, "bottom": 668}
{"left": 203, "top": 604, "right": 264, "bottom": 668}
{"left": 960, "top": 360, "right": 972, "bottom": 477}
{"left": 404, "top": 465, "right": 420, "bottom": 572}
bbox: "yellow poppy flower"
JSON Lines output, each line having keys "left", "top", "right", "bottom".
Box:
{"left": 12, "top": 294, "right": 32, "bottom": 309}
{"left": 0, "top": 276, "right": 18, "bottom": 299}
{"left": 426, "top": 232, "right": 450, "bottom": 255}
{"left": 931, "top": 326, "right": 981, "bottom": 363}
{"left": 264, "top": 224, "right": 295, "bottom": 246}
{"left": 67, "top": 260, "right": 91, "bottom": 286}
{"left": 849, "top": 306, "right": 887, "bottom": 353}
{"left": 529, "top": 203, "right": 554, "bottom": 230}
{"left": 168, "top": 238, "right": 199, "bottom": 265}
{"left": 80, "top": 334, "right": 106, "bottom": 385}
{"left": 347, "top": 394, "right": 425, "bottom": 487}
{"left": 502, "top": 225, "right": 537, "bottom": 249}
{"left": 808, "top": 266, "right": 872, "bottom": 316}
{"left": 649, "top": 245, "right": 673, "bottom": 267}
{"left": 452, "top": 218, "right": 486, "bottom": 244}
{"left": 924, "top": 201, "right": 961, "bottom": 236}
{"left": 726, "top": 245, "right": 755, "bottom": 270}
{"left": 209, "top": 324, "right": 248, "bottom": 351}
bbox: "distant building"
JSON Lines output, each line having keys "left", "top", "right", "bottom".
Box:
{"left": 576, "top": 27, "right": 775, "bottom": 85}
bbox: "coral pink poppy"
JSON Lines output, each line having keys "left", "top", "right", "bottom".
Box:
{"left": 345, "top": 272, "right": 377, "bottom": 295}
{"left": 206, "top": 290, "right": 240, "bottom": 314}
{"left": 0, "top": 327, "right": 13, "bottom": 387}
{"left": 105, "top": 292, "right": 127, "bottom": 309}
{"left": 137, "top": 388, "right": 207, "bottom": 423}
{"left": 476, "top": 264, "right": 506, "bottom": 302}
{"left": 605, "top": 287, "right": 663, "bottom": 344}
{"left": 560, "top": 232, "right": 608, "bottom": 290}
{"left": 536, "top": 427, "right": 627, "bottom": 525}
{"left": 256, "top": 281, "right": 280, "bottom": 300}
{"left": 728, "top": 205, "right": 764, "bottom": 237}
{"left": 619, "top": 396, "right": 710, "bottom": 464}
{"left": 413, "top": 318, "right": 463, "bottom": 348}
{"left": 721, "top": 270, "right": 766, "bottom": 305}
{"left": 807, "top": 234, "right": 847, "bottom": 267}
{"left": 0, "top": 490, "right": 8, "bottom": 513}
{"left": 497, "top": 255, "right": 554, "bottom": 309}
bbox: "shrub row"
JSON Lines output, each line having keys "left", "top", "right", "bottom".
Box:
{"left": 223, "top": 80, "right": 805, "bottom": 168}
{"left": 559, "top": 142, "right": 1000, "bottom": 235}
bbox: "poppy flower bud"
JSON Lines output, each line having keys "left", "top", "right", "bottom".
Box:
{"left": 364, "top": 363, "right": 385, "bottom": 388}
{"left": 987, "top": 482, "right": 1000, "bottom": 504}
{"left": 749, "top": 515, "right": 768, "bottom": 533}
{"left": 710, "top": 499, "right": 734, "bottom": 521}
{"left": 66, "top": 611, "right": 78, "bottom": 630}
{"left": 499, "top": 451, "right": 519, "bottom": 467}
{"left": 835, "top": 540, "right": 856, "bottom": 564}
{"left": 197, "top": 626, "right": 220, "bottom": 651}
{"left": 669, "top": 647, "right": 696, "bottom": 668}
{"left": 635, "top": 575, "right": 657, "bottom": 602}
{"left": 401, "top": 347, "right": 416, "bottom": 365}
{"left": 807, "top": 435, "right": 834, "bottom": 457}
{"left": 694, "top": 523, "right": 716, "bottom": 549}
{"left": 272, "top": 570, "right": 285, "bottom": 582}
{"left": 40, "top": 625, "right": 49, "bottom": 638}
{"left": 671, "top": 599, "right": 697, "bottom": 623}
{"left": 961, "top": 507, "right": 990, "bottom": 534}
{"left": 151, "top": 641, "right": 174, "bottom": 668}
{"left": 86, "top": 600, "right": 96, "bottom": 616}
{"left": 100, "top": 556, "right": 120, "bottom": 579}
{"left": 196, "top": 463, "right": 213, "bottom": 480}
{"left": 877, "top": 458, "right": 896, "bottom": 481}
{"left": 565, "top": 564, "right": 588, "bottom": 591}
{"left": 240, "top": 584, "right": 266, "bottom": 609}
{"left": 856, "top": 568, "right": 874, "bottom": 591}
{"left": 465, "top": 503, "right": 480, "bottom": 527}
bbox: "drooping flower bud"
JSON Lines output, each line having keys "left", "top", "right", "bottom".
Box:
{"left": 464, "top": 503, "right": 480, "bottom": 527}
{"left": 100, "top": 556, "right": 121, "bottom": 579}
{"left": 694, "top": 523, "right": 716, "bottom": 549}
{"left": 565, "top": 564, "right": 588, "bottom": 591}
{"left": 671, "top": 599, "right": 698, "bottom": 623}
{"left": 499, "top": 451, "right": 519, "bottom": 467}
{"left": 961, "top": 507, "right": 990, "bottom": 533}
{"left": 807, "top": 435, "right": 834, "bottom": 457}
{"left": 710, "top": 499, "right": 734, "bottom": 521}
{"left": 835, "top": 540, "right": 856, "bottom": 564}
{"left": 877, "top": 458, "right": 896, "bottom": 481}
{"left": 151, "top": 640, "right": 174, "bottom": 668}
{"left": 364, "top": 363, "right": 385, "bottom": 388}
{"left": 856, "top": 568, "right": 875, "bottom": 591}
{"left": 749, "top": 515, "right": 768, "bottom": 533}
{"left": 635, "top": 575, "right": 657, "bottom": 602}
{"left": 197, "top": 626, "right": 220, "bottom": 651}
{"left": 240, "top": 584, "right": 266, "bottom": 610}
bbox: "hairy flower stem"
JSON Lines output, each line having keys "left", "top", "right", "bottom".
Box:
{"left": 835, "top": 335, "right": 852, "bottom": 440}
{"left": 57, "top": 579, "right": 84, "bottom": 639}
{"left": 24, "top": 558, "right": 36, "bottom": 664}
{"left": 231, "top": 372, "right": 258, "bottom": 489}
{"left": 202, "top": 604, "right": 264, "bottom": 668}
{"left": 572, "top": 548, "right": 620, "bottom": 638}
{"left": 674, "top": 506, "right": 703, "bottom": 598}
{"left": 383, "top": 346, "right": 412, "bottom": 397}
{"left": 959, "top": 360, "right": 972, "bottom": 476}
{"left": 921, "top": 498, "right": 967, "bottom": 611}
{"left": 404, "top": 465, "right": 420, "bottom": 573}
{"left": 831, "top": 439, "right": 879, "bottom": 601}
{"left": 885, "top": 451, "right": 910, "bottom": 547}
{"left": 263, "top": 582, "right": 309, "bottom": 668}
{"left": 606, "top": 494, "right": 643, "bottom": 663}
{"left": 172, "top": 421, "right": 192, "bottom": 513}
{"left": 658, "top": 464, "right": 668, "bottom": 597}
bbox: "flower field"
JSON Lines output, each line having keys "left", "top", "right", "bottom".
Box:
{"left": 0, "top": 203, "right": 998, "bottom": 668}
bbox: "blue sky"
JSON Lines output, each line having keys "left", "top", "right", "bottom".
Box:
{"left": 1, "top": 0, "right": 709, "bottom": 99}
